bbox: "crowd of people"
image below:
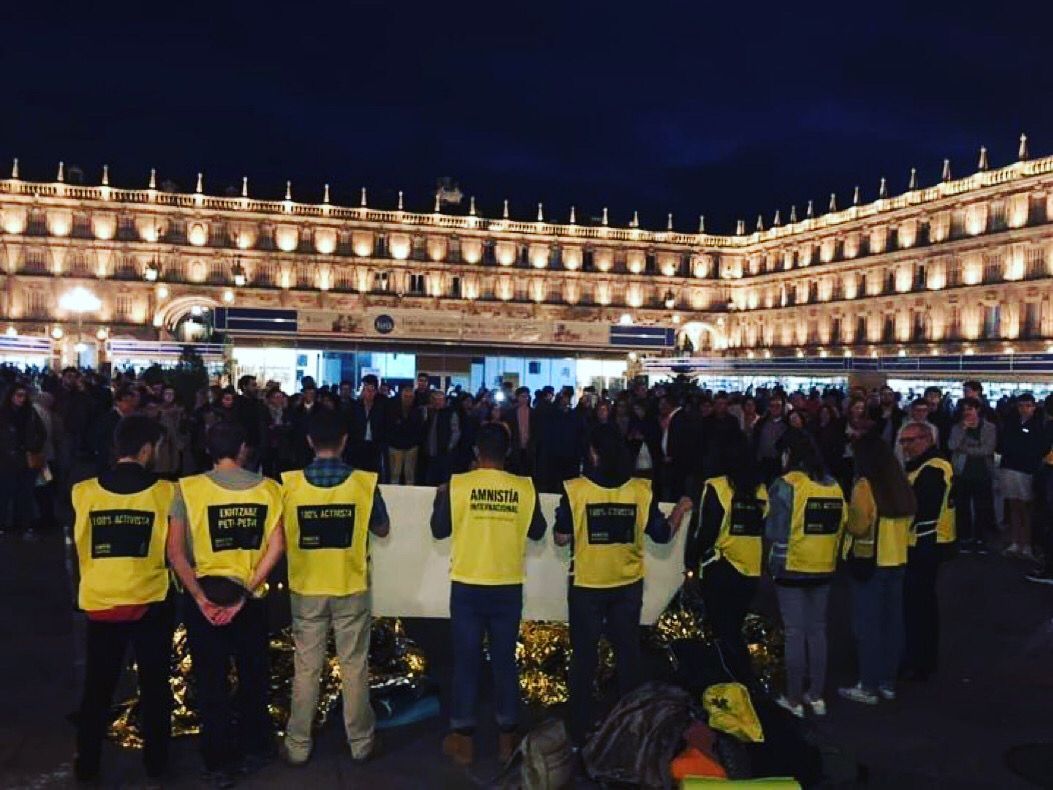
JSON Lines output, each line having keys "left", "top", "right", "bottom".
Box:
{"left": 4, "top": 360, "right": 1053, "bottom": 785}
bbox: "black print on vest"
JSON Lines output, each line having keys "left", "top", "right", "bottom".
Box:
{"left": 585, "top": 503, "right": 637, "bottom": 545}
{"left": 297, "top": 504, "right": 356, "bottom": 549}
{"left": 207, "top": 503, "right": 266, "bottom": 552}
{"left": 729, "top": 499, "right": 764, "bottom": 536}
{"left": 803, "top": 498, "right": 843, "bottom": 535}
{"left": 90, "top": 509, "right": 154, "bottom": 558}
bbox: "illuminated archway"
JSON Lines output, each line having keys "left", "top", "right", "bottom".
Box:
{"left": 677, "top": 320, "right": 727, "bottom": 353}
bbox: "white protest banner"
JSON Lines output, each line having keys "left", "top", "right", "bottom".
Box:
{"left": 369, "top": 486, "right": 687, "bottom": 625}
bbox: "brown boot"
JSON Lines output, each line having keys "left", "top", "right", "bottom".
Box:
{"left": 498, "top": 731, "right": 520, "bottom": 763}
{"left": 442, "top": 732, "right": 473, "bottom": 767}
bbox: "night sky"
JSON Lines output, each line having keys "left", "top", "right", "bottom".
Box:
{"left": 3, "top": 3, "right": 1051, "bottom": 232}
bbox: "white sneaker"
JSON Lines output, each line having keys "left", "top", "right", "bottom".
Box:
{"left": 774, "top": 694, "right": 804, "bottom": 718}
{"left": 803, "top": 694, "right": 827, "bottom": 716}
{"left": 838, "top": 684, "right": 879, "bottom": 705}
{"left": 878, "top": 685, "right": 896, "bottom": 701}
{"left": 1003, "top": 543, "right": 1021, "bottom": 558}
{"left": 1020, "top": 546, "right": 1037, "bottom": 563}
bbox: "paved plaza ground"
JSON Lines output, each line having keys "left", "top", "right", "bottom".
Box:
{"left": 1, "top": 531, "right": 1051, "bottom": 789}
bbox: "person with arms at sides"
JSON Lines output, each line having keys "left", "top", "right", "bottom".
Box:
{"left": 839, "top": 434, "right": 916, "bottom": 705}
{"left": 998, "top": 393, "right": 1050, "bottom": 561}
{"left": 684, "top": 431, "right": 769, "bottom": 682}
{"left": 280, "top": 409, "right": 390, "bottom": 766}
{"left": 422, "top": 389, "right": 460, "bottom": 486}
{"left": 386, "top": 383, "right": 424, "bottom": 484}
{"left": 166, "top": 421, "right": 285, "bottom": 788}
{"left": 72, "top": 415, "right": 175, "bottom": 783}
{"left": 766, "top": 429, "right": 847, "bottom": 718}
{"left": 347, "top": 373, "right": 385, "bottom": 474}
{"left": 899, "top": 422, "right": 955, "bottom": 681}
{"left": 430, "top": 423, "right": 547, "bottom": 766}
{"left": 948, "top": 396, "right": 996, "bottom": 554}
{"left": 555, "top": 424, "right": 692, "bottom": 746}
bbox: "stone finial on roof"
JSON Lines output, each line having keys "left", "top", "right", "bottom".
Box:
{"left": 10, "top": 158, "right": 18, "bottom": 179}
{"left": 978, "top": 145, "right": 989, "bottom": 171}
{"left": 698, "top": 215, "right": 705, "bottom": 233}
{"left": 941, "top": 158, "right": 952, "bottom": 181}
{"left": 828, "top": 193, "right": 837, "bottom": 212}
{"left": 602, "top": 207, "right": 609, "bottom": 226}
{"left": 667, "top": 212, "right": 674, "bottom": 231}
{"left": 1019, "top": 132, "right": 1029, "bottom": 161}
{"left": 195, "top": 172, "right": 203, "bottom": 193}
{"left": 323, "top": 183, "right": 330, "bottom": 204}
{"left": 569, "top": 205, "right": 576, "bottom": 224}
{"left": 908, "top": 167, "right": 917, "bottom": 190}
{"left": 398, "top": 190, "right": 404, "bottom": 211}
{"left": 360, "top": 187, "right": 367, "bottom": 207}
{"left": 878, "top": 176, "right": 888, "bottom": 199}
{"left": 57, "top": 161, "right": 65, "bottom": 182}
{"left": 469, "top": 196, "right": 477, "bottom": 216}
{"left": 773, "top": 209, "right": 782, "bottom": 227}
{"left": 149, "top": 168, "right": 157, "bottom": 189}
{"left": 101, "top": 164, "right": 109, "bottom": 186}
{"left": 502, "top": 198, "right": 509, "bottom": 219}
{"left": 241, "top": 176, "right": 248, "bottom": 197}
{"left": 852, "top": 185, "right": 860, "bottom": 206}
{"left": 806, "top": 199, "right": 814, "bottom": 218}
{"left": 789, "top": 205, "right": 797, "bottom": 223}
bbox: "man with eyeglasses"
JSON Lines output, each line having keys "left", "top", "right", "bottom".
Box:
{"left": 899, "top": 423, "right": 955, "bottom": 681}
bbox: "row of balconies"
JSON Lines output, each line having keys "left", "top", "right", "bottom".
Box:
{"left": 2, "top": 184, "right": 1051, "bottom": 283}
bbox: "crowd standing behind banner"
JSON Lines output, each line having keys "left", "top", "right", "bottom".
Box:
{"left": 1, "top": 359, "right": 1049, "bottom": 784}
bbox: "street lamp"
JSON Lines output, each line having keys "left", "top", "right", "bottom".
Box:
{"left": 663, "top": 289, "right": 676, "bottom": 310}
{"left": 59, "top": 286, "right": 101, "bottom": 367}
{"left": 144, "top": 261, "right": 160, "bottom": 281}
{"left": 232, "top": 259, "right": 247, "bottom": 287}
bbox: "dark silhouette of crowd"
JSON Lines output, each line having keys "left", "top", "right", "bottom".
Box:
{"left": 3, "top": 363, "right": 1053, "bottom": 587}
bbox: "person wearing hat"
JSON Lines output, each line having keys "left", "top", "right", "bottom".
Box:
{"left": 280, "top": 408, "right": 390, "bottom": 766}
{"left": 430, "top": 422, "right": 547, "bottom": 766}
{"left": 72, "top": 414, "right": 175, "bottom": 783}
{"left": 167, "top": 421, "right": 284, "bottom": 785}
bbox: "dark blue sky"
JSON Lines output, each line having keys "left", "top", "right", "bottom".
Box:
{"left": 3, "top": 2, "right": 1051, "bottom": 232}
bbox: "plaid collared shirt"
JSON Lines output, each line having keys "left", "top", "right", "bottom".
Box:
{"left": 303, "top": 456, "right": 389, "bottom": 527}
{"left": 304, "top": 456, "right": 353, "bottom": 488}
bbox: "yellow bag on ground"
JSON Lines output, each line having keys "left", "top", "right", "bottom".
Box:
{"left": 702, "top": 683, "right": 764, "bottom": 743}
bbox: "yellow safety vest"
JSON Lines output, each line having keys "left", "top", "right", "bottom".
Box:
{"left": 704, "top": 476, "right": 770, "bottom": 577}
{"left": 179, "top": 474, "right": 282, "bottom": 589}
{"left": 449, "top": 468, "right": 537, "bottom": 585}
{"left": 842, "top": 479, "right": 911, "bottom": 568}
{"left": 72, "top": 478, "right": 174, "bottom": 610}
{"left": 564, "top": 476, "right": 653, "bottom": 588}
{"left": 281, "top": 469, "right": 378, "bottom": 596}
{"left": 906, "top": 456, "right": 956, "bottom": 546}
{"left": 782, "top": 471, "right": 847, "bottom": 574}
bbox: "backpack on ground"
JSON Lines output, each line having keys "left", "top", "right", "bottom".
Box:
{"left": 499, "top": 717, "right": 575, "bottom": 790}
{"left": 582, "top": 682, "right": 697, "bottom": 789}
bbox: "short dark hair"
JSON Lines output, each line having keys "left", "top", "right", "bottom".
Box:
{"left": 910, "top": 398, "right": 928, "bottom": 410}
{"left": 114, "top": 414, "right": 162, "bottom": 458}
{"left": 960, "top": 396, "right": 982, "bottom": 412}
{"left": 307, "top": 408, "right": 347, "bottom": 451}
{"left": 1017, "top": 391, "right": 1036, "bottom": 404}
{"left": 237, "top": 375, "right": 256, "bottom": 390}
{"left": 924, "top": 386, "right": 942, "bottom": 397}
{"left": 475, "top": 422, "right": 510, "bottom": 462}
{"left": 515, "top": 386, "right": 530, "bottom": 397}
{"left": 206, "top": 421, "right": 245, "bottom": 462}
{"left": 361, "top": 374, "right": 379, "bottom": 387}
{"left": 963, "top": 380, "right": 982, "bottom": 394}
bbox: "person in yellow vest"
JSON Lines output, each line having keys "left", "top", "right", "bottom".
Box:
{"left": 684, "top": 430, "right": 769, "bottom": 682}
{"left": 281, "top": 408, "right": 390, "bottom": 766}
{"left": 899, "top": 421, "right": 954, "bottom": 681}
{"left": 554, "top": 424, "right": 692, "bottom": 746}
{"left": 166, "top": 421, "right": 284, "bottom": 785}
{"left": 430, "top": 422, "right": 547, "bottom": 767}
{"left": 765, "top": 428, "right": 847, "bottom": 719}
{"left": 72, "top": 415, "right": 175, "bottom": 783}
{"left": 838, "top": 433, "right": 917, "bottom": 705}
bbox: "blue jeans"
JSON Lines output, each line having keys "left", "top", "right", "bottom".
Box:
{"left": 449, "top": 582, "right": 522, "bottom": 731}
{"left": 852, "top": 566, "right": 906, "bottom": 690}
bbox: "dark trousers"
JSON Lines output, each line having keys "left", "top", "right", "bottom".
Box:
{"left": 701, "top": 559, "right": 759, "bottom": 682}
{"left": 567, "top": 579, "right": 643, "bottom": 745}
{"left": 851, "top": 566, "right": 905, "bottom": 690}
{"left": 449, "top": 582, "right": 522, "bottom": 731}
{"left": 183, "top": 594, "right": 272, "bottom": 772}
{"left": 424, "top": 453, "right": 453, "bottom": 486}
{"left": 956, "top": 476, "right": 995, "bottom": 547}
{"left": 76, "top": 599, "right": 174, "bottom": 778}
{"left": 0, "top": 466, "right": 37, "bottom": 532}
{"left": 349, "top": 441, "right": 382, "bottom": 475}
{"left": 903, "top": 540, "right": 940, "bottom": 676}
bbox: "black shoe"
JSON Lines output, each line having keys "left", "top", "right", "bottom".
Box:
{"left": 238, "top": 750, "right": 275, "bottom": 776}
{"left": 975, "top": 541, "right": 990, "bottom": 555}
{"left": 1025, "top": 566, "right": 1053, "bottom": 585}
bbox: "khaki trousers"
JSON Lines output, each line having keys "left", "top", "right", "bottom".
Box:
{"left": 285, "top": 591, "right": 374, "bottom": 760}
{"left": 388, "top": 447, "right": 418, "bottom": 485}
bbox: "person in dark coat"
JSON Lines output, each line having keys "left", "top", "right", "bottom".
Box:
{"left": 0, "top": 383, "right": 47, "bottom": 535}
{"left": 346, "top": 374, "right": 386, "bottom": 474}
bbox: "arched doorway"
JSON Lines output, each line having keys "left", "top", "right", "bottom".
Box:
{"left": 155, "top": 295, "right": 221, "bottom": 342}
{"left": 676, "top": 320, "right": 727, "bottom": 353}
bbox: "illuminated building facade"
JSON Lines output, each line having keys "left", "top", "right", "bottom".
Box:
{"left": 1, "top": 137, "right": 1051, "bottom": 386}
